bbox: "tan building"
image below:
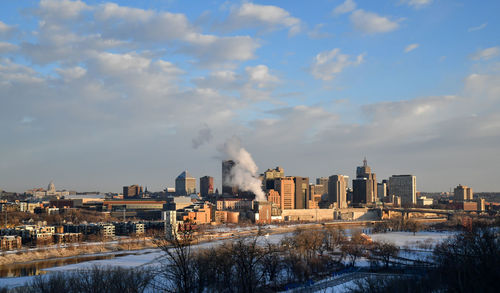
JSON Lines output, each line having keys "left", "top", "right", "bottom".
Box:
{"left": 214, "top": 211, "right": 240, "bottom": 224}
{"left": 266, "top": 189, "right": 281, "bottom": 208}
{"left": 328, "top": 175, "right": 348, "bottom": 209}
{"left": 175, "top": 171, "right": 196, "bottom": 195}
{"left": 123, "top": 185, "right": 142, "bottom": 198}
{"left": 477, "top": 198, "right": 485, "bottom": 211}
{"left": 216, "top": 198, "right": 253, "bottom": 210}
{"left": 263, "top": 166, "right": 284, "bottom": 190}
{"left": 1, "top": 236, "right": 22, "bottom": 250}
{"left": 275, "top": 177, "right": 295, "bottom": 210}
{"left": 454, "top": 185, "right": 473, "bottom": 202}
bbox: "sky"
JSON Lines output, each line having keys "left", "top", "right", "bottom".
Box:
{"left": 0, "top": 0, "right": 499, "bottom": 193}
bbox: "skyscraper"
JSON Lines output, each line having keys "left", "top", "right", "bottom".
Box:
{"left": 200, "top": 176, "right": 214, "bottom": 198}
{"left": 328, "top": 175, "right": 348, "bottom": 209}
{"left": 293, "top": 176, "right": 309, "bottom": 209}
{"left": 175, "top": 171, "right": 196, "bottom": 195}
{"left": 222, "top": 160, "right": 238, "bottom": 196}
{"left": 377, "top": 182, "right": 387, "bottom": 199}
{"left": 388, "top": 175, "right": 417, "bottom": 205}
{"left": 275, "top": 177, "right": 295, "bottom": 210}
{"left": 454, "top": 184, "right": 473, "bottom": 202}
{"left": 352, "top": 158, "right": 377, "bottom": 204}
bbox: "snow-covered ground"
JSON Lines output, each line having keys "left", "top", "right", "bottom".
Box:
{"left": 370, "top": 231, "right": 452, "bottom": 247}
{"left": 0, "top": 231, "right": 453, "bottom": 289}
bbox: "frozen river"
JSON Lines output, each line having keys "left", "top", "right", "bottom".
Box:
{"left": 0, "top": 230, "right": 453, "bottom": 289}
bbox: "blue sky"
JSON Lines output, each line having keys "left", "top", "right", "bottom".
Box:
{"left": 0, "top": 0, "right": 499, "bottom": 193}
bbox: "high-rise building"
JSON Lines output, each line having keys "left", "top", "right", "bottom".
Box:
{"left": 200, "top": 176, "right": 214, "bottom": 198}
{"left": 388, "top": 175, "right": 417, "bottom": 205}
{"left": 263, "top": 166, "right": 284, "bottom": 190}
{"left": 123, "top": 184, "right": 143, "bottom": 198}
{"left": 454, "top": 184, "right": 473, "bottom": 202}
{"left": 175, "top": 171, "right": 196, "bottom": 196}
{"left": 352, "top": 178, "right": 370, "bottom": 204}
{"left": 328, "top": 175, "right": 348, "bottom": 209}
{"left": 293, "top": 177, "right": 309, "bottom": 209}
{"left": 352, "top": 158, "right": 377, "bottom": 204}
{"left": 222, "top": 160, "right": 238, "bottom": 196}
{"left": 316, "top": 177, "right": 328, "bottom": 193}
{"left": 275, "top": 177, "right": 295, "bottom": 210}
{"left": 377, "top": 182, "right": 387, "bottom": 199}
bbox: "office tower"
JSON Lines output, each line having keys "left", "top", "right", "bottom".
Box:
{"left": 352, "top": 178, "right": 370, "bottom": 204}
{"left": 343, "top": 176, "right": 350, "bottom": 190}
{"left": 328, "top": 175, "right": 348, "bottom": 208}
{"left": 222, "top": 160, "right": 238, "bottom": 196}
{"left": 388, "top": 175, "right": 417, "bottom": 205}
{"left": 377, "top": 182, "right": 387, "bottom": 199}
{"left": 293, "top": 177, "right": 309, "bottom": 209}
{"left": 200, "top": 176, "right": 214, "bottom": 198}
{"left": 175, "top": 171, "right": 196, "bottom": 196}
{"left": 454, "top": 184, "right": 473, "bottom": 202}
{"left": 352, "top": 158, "right": 377, "bottom": 204}
{"left": 316, "top": 177, "right": 328, "bottom": 193}
{"left": 263, "top": 166, "right": 284, "bottom": 190}
{"left": 123, "top": 184, "right": 143, "bottom": 198}
{"left": 275, "top": 177, "right": 295, "bottom": 210}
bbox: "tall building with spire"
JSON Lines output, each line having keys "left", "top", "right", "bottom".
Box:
{"left": 175, "top": 171, "right": 196, "bottom": 195}
{"left": 352, "top": 158, "right": 377, "bottom": 204}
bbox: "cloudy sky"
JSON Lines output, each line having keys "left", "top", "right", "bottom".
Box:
{"left": 1, "top": 0, "right": 499, "bottom": 193}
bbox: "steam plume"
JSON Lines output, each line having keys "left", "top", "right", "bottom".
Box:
{"left": 220, "top": 137, "right": 266, "bottom": 201}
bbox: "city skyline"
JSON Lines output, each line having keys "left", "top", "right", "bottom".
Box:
{"left": 1, "top": 0, "right": 499, "bottom": 192}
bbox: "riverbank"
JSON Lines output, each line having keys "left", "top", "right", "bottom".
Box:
{"left": 0, "top": 218, "right": 445, "bottom": 267}
{"left": 0, "top": 238, "right": 156, "bottom": 267}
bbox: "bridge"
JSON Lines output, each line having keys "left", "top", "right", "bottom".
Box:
{"left": 381, "top": 207, "right": 487, "bottom": 220}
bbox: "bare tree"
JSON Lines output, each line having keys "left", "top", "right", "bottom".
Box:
{"left": 230, "top": 230, "right": 268, "bottom": 293}
{"left": 369, "top": 241, "right": 399, "bottom": 268}
{"left": 153, "top": 222, "right": 197, "bottom": 293}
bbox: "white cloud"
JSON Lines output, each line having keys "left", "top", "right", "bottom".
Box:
{"left": 350, "top": 10, "right": 399, "bottom": 34}
{"left": 404, "top": 43, "right": 419, "bottom": 53}
{"left": 22, "top": 1, "right": 260, "bottom": 68}
{"left": 38, "top": 0, "right": 91, "bottom": 20}
{"left": 310, "top": 48, "right": 364, "bottom": 81}
{"left": 402, "top": 0, "right": 433, "bottom": 9}
{"left": 0, "top": 21, "right": 13, "bottom": 34}
{"left": 55, "top": 66, "right": 86, "bottom": 81}
{"left": 307, "top": 24, "right": 332, "bottom": 39}
{"left": 222, "top": 3, "right": 302, "bottom": 36}
{"left": 0, "top": 42, "right": 18, "bottom": 53}
{"left": 333, "top": 0, "right": 356, "bottom": 15}
{"left": 470, "top": 47, "right": 500, "bottom": 61}
{"left": 468, "top": 23, "right": 487, "bottom": 32}
{"left": 245, "top": 65, "right": 279, "bottom": 88}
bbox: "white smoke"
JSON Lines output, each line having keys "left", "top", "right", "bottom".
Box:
{"left": 220, "top": 136, "right": 266, "bottom": 201}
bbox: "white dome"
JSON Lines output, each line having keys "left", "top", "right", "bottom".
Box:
{"left": 48, "top": 181, "right": 55, "bottom": 192}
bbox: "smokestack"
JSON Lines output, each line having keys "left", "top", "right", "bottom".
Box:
{"left": 220, "top": 137, "right": 266, "bottom": 201}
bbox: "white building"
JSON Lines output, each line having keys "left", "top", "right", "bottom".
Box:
{"left": 388, "top": 175, "right": 416, "bottom": 205}
{"left": 163, "top": 210, "right": 178, "bottom": 240}
{"left": 417, "top": 196, "right": 433, "bottom": 206}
